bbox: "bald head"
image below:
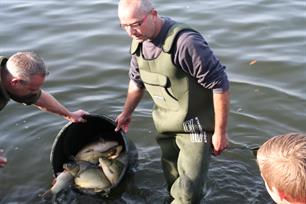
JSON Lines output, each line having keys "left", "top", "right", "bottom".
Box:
{"left": 118, "top": 0, "right": 154, "bottom": 19}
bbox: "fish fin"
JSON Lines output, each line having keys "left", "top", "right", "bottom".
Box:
{"left": 108, "top": 153, "right": 119, "bottom": 160}
{"left": 55, "top": 172, "right": 61, "bottom": 177}
{"left": 77, "top": 161, "right": 95, "bottom": 175}
{"left": 40, "top": 189, "right": 53, "bottom": 200}
{"left": 51, "top": 177, "right": 57, "bottom": 186}
{"left": 97, "top": 137, "right": 106, "bottom": 143}
{"left": 84, "top": 148, "right": 94, "bottom": 153}
{"left": 107, "top": 145, "right": 123, "bottom": 159}
{"left": 98, "top": 157, "right": 103, "bottom": 168}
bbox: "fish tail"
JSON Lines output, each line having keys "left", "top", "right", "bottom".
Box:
{"left": 40, "top": 189, "right": 53, "bottom": 200}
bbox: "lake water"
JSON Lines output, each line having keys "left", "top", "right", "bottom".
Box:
{"left": 0, "top": 0, "right": 305, "bottom": 203}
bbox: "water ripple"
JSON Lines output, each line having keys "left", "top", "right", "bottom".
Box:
{"left": 0, "top": 0, "right": 305, "bottom": 203}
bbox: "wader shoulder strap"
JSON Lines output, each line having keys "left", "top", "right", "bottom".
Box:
{"left": 130, "top": 40, "right": 141, "bottom": 55}
{"left": 130, "top": 23, "right": 194, "bottom": 55}
{"left": 162, "top": 23, "right": 191, "bottom": 53}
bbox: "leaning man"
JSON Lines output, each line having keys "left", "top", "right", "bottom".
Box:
{"left": 0, "top": 51, "right": 88, "bottom": 168}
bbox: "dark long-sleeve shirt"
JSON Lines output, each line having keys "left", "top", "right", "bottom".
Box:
{"left": 129, "top": 17, "right": 229, "bottom": 94}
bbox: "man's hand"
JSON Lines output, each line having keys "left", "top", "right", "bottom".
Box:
{"left": 211, "top": 132, "right": 229, "bottom": 156}
{"left": 65, "top": 110, "right": 89, "bottom": 123}
{"left": 114, "top": 80, "right": 144, "bottom": 133}
{"left": 0, "top": 149, "right": 7, "bottom": 168}
{"left": 115, "top": 112, "right": 131, "bottom": 133}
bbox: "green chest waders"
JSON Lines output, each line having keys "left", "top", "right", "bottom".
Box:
{"left": 131, "top": 24, "right": 214, "bottom": 135}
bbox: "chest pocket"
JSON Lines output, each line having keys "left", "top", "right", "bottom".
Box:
{"left": 140, "top": 70, "right": 180, "bottom": 111}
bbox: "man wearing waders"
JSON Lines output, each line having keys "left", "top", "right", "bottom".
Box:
{"left": 115, "top": 0, "right": 230, "bottom": 203}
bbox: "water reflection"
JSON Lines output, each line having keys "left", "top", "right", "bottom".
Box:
{"left": 1, "top": 0, "right": 305, "bottom": 203}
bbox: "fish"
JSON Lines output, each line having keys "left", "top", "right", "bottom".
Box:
{"left": 108, "top": 145, "right": 123, "bottom": 159}
{"left": 64, "top": 160, "right": 112, "bottom": 194}
{"left": 75, "top": 145, "right": 123, "bottom": 164}
{"left": 76, "top": 138, "right": 119, "bottom": 156}
{"left": 98, "top": 157, "right": 125, "bottom": 186}
{"left": 41, "top": 170, "right": 74, "bottom": 199}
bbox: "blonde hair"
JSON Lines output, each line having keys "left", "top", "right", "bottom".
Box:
{"left": 257, "top": 132, "right": 306, "bottom": 203}
{"left": 6, "top": 52, "right": 48, "bottom": 83}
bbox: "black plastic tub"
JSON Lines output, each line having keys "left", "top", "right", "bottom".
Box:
{"left": 50, "top": 114, "right": 129, "bottom": 194}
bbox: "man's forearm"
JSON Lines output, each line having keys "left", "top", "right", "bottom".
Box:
{"left": 34, "top": 90, "right": 70, "bottom": 118}
{"left": 213, "top": 90, "right": 230, "bottom": 135}
{"left": 122, "top": 80, "right": 144, "bottom": 116}
{"left": 115, "top": 80, "right": 144, "bottom": 132}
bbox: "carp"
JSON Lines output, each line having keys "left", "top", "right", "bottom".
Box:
{"left": 75, "top": 145, "right": 123, "bottom": 164}
{"left": 45, "top": 138, "right": 128, "bottom": 198}
{"left": 41, "top": 170, "right": 74, "bottom": 199}
{"left": 64, "top": 160, "right": 112, "bottom": 194}
{"left": 76, "top": 138, "right": 119, "bottom": 156}
{"left": 98, "top": 157, "right": 125, "bottom": 186}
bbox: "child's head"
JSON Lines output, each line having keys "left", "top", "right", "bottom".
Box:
{"left": 257, "top": 132, "right": 306, "bottom": 204}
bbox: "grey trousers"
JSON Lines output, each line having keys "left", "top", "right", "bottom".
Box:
{"left": 156, "top": 132, "right": 212, "bottom": 204}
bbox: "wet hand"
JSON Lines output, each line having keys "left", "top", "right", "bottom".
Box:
{"left": 0, "top": 149, "right": 7, "bottom": 168}
{"left": 115, "top": 113, "right": 131, "bottom": 133}
{"left": 211, "top": 132, "right": 229, "bottom": 156}
{"left": 67, "top": 110, "right": 89, "bottom": 123}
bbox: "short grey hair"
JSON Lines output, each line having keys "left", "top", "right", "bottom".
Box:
{"left": 139, "top": 0, "right": 154, "bottom": 14}
{"left": 119, "top": 0, "right": 154, "bottom": 16}
{"left": 6, "top": 52, "right": 48, "bottom": 83}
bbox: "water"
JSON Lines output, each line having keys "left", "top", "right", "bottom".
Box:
{"left": 0, "top": 0, "right": 305, "bottom": 203}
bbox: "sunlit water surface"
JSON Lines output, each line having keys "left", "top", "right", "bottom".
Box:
{"left": 0, "top": 0, "right": 305, "bottom": 203}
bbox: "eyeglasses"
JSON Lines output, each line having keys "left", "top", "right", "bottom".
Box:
{"left": 120, "top": 13, "right": 150, "bottom": 29}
